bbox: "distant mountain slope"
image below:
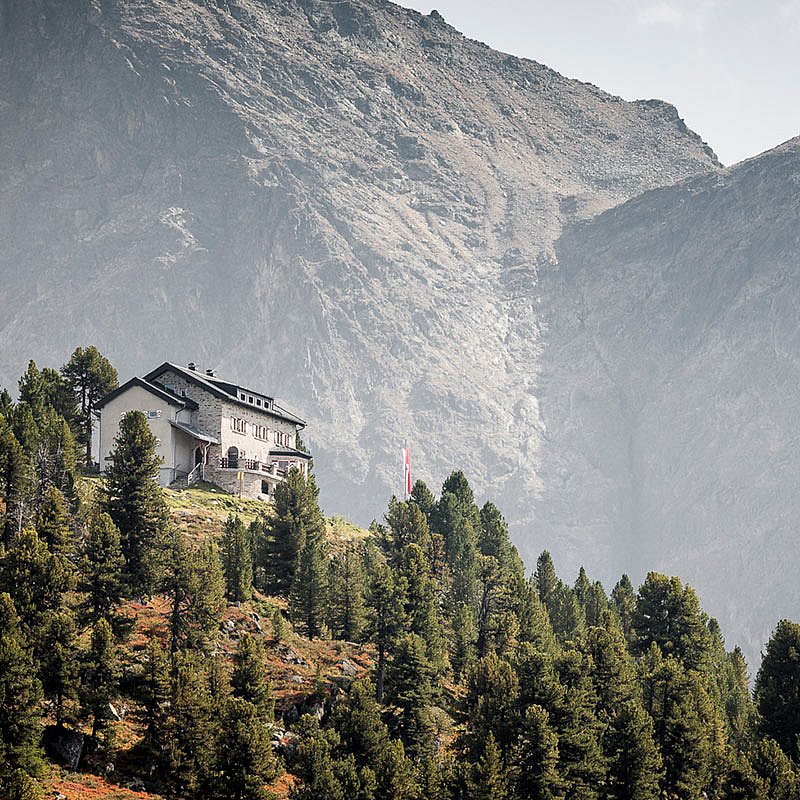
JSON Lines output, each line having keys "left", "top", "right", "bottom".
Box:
{"left": 0, "top": 0, "right": 717, "bottom": 528}
{"left": 535, "top": 137, "right": 800, "bottom": 662}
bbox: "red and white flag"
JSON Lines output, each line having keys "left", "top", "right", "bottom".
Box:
{"left": 402, "top": 446, "right": 412, "bottom": 498}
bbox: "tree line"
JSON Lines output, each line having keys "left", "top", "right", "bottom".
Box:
{"left": 3, "top": 349, "right": 800, "bottom": 800}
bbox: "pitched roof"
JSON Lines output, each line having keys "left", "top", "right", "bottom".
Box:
{"left": 169, "top": 419, "right": 219, "bottom": 445}
{"left": 96, "top": 376, "right": 198, "bottom": 411}
{"left": 269, "top": 445, "right": 313, "bottom": 460}
{"left": 144, "top": 362, "right": 306, "bottom": 427}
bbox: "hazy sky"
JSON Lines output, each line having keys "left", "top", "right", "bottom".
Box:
{"left": 408, "top": 0, "right": 800, "bottom": 166}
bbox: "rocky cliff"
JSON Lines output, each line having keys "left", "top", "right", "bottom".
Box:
{"left": 536, "top": 137, "right": 800, "bottom": 660}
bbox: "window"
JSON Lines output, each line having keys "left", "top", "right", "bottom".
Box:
{"left": 254, "top": 425, "right": 269, "bottom": 441}
{"left": 248, "top": 395, "right": 254, "bottom": 403}
{"left": 261, "top": 480, "right": 270, "bottom": 495}
{"left": 146, "top": 410, "right": 162, "bottom": 419}
{"left": 256, "top": 398, "right": 262, "bottom": 407}
{"left": 231, "top": 417, "right": 246, "bottom": 434}
{"left": 273, "top": 430, "right": 291, "bottom": 447}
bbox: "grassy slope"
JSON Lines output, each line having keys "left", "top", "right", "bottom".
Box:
{"left": 45, "top": 484, "right": 373, "bottom": 800}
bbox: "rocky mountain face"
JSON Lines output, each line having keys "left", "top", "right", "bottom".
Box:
{"left": 535, "top": 137, "right": 800, "bottom": 662}
{"left": 10, "top": 0, "right": 793, "bottom": 654}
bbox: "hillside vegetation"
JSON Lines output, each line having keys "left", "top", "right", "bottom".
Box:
{"left": 4, "top": 351, "right": 800, "bottom": 800}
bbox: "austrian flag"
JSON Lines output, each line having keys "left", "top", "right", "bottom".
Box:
{"left": 403, "top": 446, "right": 412, "bottom": 498}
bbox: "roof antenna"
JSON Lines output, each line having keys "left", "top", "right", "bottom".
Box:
{"left": 188, "top": 362, "right": 197, "bottom": 371}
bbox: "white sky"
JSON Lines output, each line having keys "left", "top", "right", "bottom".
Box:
{"left": 407, "top": 0, "right": 800, "bottom": 166}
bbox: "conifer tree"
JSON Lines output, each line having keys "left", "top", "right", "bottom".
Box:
{"left": 510, "top": 704, "right": 562, "bottom": 800}
{"left": 437, "top": 475, "right": 480, "bottom": 613}
{"left": 39, "top": 609, "right": 79, "bottom": 728}
{"left": 410, "top": 478, "right": 437, "bottom": 523}
{"left": 464, "top": 653, "right": 520, "bottom": 757}
{"left": 632, "top": 572, "right": 711, "bottom": 672}
{"left": 162, "top": 535, "right": 225, "bottom": 654}
{"left": 81, "top": 617, "right": 119, "bottom": 744}
{"left": 367, "top": 561, "right": 408, "bottom": 702}
{"left": 468, "top": 733, "right": 507, "bottom": 800}
{"left": 289, "top": 525, "right": 329, "bottom": 638}
{"left": 17, "top": 361, "right": 47, "bottom": 421}
{"left": 327, "top": 543, "right": 367, "bottom": 642}
{"left": 231, "top": 634, "right": 274, "bottom": 722}
{"left": 0, "top": 527, "right": 74, "bottom": 637}
{"left": 262, "top": 469, "right": 326, "bottom": 594}
{"left": 30, "top": 409, "right": 77, "bottom": 521}
{"left": 750, "top": 737, "right": 797, "bottom": 800}
{"left": 140, "top": 639, "right": 172, "bottom": 772}
{"left": 754, "top": 619, "right": 800, "bottom": 761}
{"left": 611, "top": 574, "right": 636, "bottom": 643}
{"left": 452, "top": 600, "right": 478, "bottom": 681}
{"left": 384, "top": 632, "right": 435, "bottom": 756}
{"left": 640, "top": 646, "right": 714, "bottom": 798}
{"left": 36, "top": 485, "right": 73, "bottom": 555}
{"left": 0, "top": 593, "right": 44, "bottom": 787}
{"left": 61, "top": 346, "right": 118, "bottom": 464}
{"left": 216, "top": 696, "right": 279, "bottom": 800}
{"left": 79, "top": 512, "right": 125, "bottom": 627}
{"left": 384, "top": 496, "right": 432, "bottom": 566}
{"left": 534, "top": 550, "right": 560, "bottom": 609}
{"left": 221, "top": 514, "right": 253, "bottom": 602}
{"left": 102, "top": 410, "right": 169, "bottom": 595}
{"left": 0, "top": 419, "right": 29, "bottom": 545}
{"left": 290, "top": 715, "right": 345, "bottom": 800}
{"left": 163, "top": 654, "right": 218, "bottom": 796}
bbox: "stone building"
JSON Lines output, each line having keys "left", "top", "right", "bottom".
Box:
{"left": 96, "top": 362, "right": 311, "bottom": 500}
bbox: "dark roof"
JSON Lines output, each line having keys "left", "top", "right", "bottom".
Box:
{"left": 144, "top": 362, "right": 306, "bottom": 427}
{"left": 269, "top": 445, "right": 313, "bottom": 460}
{"left": 96, "top": 377, "right": 198, "bottom": 411}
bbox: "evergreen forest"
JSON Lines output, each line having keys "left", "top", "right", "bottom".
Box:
{"left": 2, "top": 349, "right": 800, "bottom": 800}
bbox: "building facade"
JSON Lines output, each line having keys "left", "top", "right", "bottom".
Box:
{"left": 96, "top": 362, "right": 311, "bottom": 500}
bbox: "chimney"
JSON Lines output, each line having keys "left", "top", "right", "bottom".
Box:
{"left": 188, "top": 362, "right": 196, "bottom": 371}
{"left": 206, "top": 368, "right": 216, "bottom": 377}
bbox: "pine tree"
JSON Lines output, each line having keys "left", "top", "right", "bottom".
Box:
{"left": 0, "top": 527, "right": 74, "bottom": 637}
{"left": 17, "top": 361, "right": 47, "bottom": 421}
{"left": 452, "top": 601, "right": 478, "bottom": 681}
{"left": 464, "top": 653, "right": 520, "bottom": 758}
{"left": 231, "top": 634, "right": 274, "bottom": 721}
{"left": 163, "top": 653, "right": 218, "bottom": 796}
{"left": 534, "top": 550, "right": 560, "bottom": 609}
{"left": 437, "top": 475, "right": 480, "bottom": 614}
{"left": 102, "top": 410, "right": 169, "bottom": 595}
{"left": 384, "top": 496, "right": 432, "bottom": 566}
{"left": 0, "top": 419, "right": 30, "bottom": 545}
{"left": 79, "top": 512, "right": 125, "bottom": 627}
{"left": 366, "top": 561, "right": 407, "bottom": 702}
{"left": 510, "top": 704, "right": 562, "bottom": 800}
{"left": 30, "top": 409, "right": 77, "bottom": 522}
{"left": 80, "top": 618, "right": 119, "bottom": 744}
{"left": 384, "top": 633, "right": 435, "bottom": 756}
{"left": 61, "top": 346, "right": 118, "bottom": 464}
{"left": 750, "top": 737, "right": 797, "bottom": 800}
{"left": 468, "top": 732, "right": 507, "bottom": 800}
{"left": 36, "top": 485, "right": 73, "bottom": 555}
{"left": 39, "top": 609, "right": 79, "bottom": 728}
{"left": 640, "top": 646, "right": 714, "bottom": 798}
{"left": 216, "top": 696, "right": 279, "bottom": 800}
{"left": 327, "top": 543, "right": 367, "bottom": 642}
{"left": 290, "top": 715, "right": 345, "bottom": 800}
{"left": 754, "top": 619, "right": 800, "bottom": 761}
{"left": 632, "top": 572, "right": 711, "bottom": 672}
{"left": 162, "top": 535, "right": 225, "bottom": 654}
{"left": 140, "top": 639, "right": 172, "bottom": 772}
{"left": 289, "top": 525, "right": 329, "bottom": 638}
{"left": 221, "top": 514, "right": 253, "bottom": 602}
{"left": 0, "top": 593, "right": 44, "bottom": 787}
{"left": 263, "top": 469, "right": 325, "bottom": 594}
{"left": 611, "top": 575, "right": 636, "bottom": 644}
{"left": 410, "top": 479, "right": 437, "bottom": 524}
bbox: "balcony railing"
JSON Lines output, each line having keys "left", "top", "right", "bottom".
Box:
{"left": 218, "top": 458, "right": 286, "bottom": 478}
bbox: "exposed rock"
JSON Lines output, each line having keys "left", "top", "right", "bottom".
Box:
{"left": 43, "top": 725, "right": 84, "bottom": 771}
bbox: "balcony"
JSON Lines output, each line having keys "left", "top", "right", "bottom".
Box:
{"left": 219, "top": 457, "right": 286, "bottom": 478}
